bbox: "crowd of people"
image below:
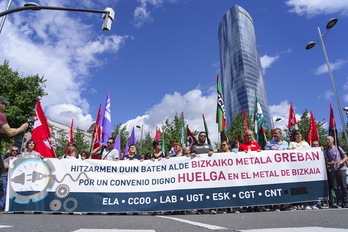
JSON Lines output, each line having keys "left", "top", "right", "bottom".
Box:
{"left": 0, "top": 95, "right": 347, "bottom": 214}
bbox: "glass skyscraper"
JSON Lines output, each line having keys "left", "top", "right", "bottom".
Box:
{"left": 218, "top": 5, "right": 272, "bottom": 128}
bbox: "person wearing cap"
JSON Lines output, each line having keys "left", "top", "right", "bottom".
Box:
{"left": 0, "top": 96, "right": 28, "bottom": 137}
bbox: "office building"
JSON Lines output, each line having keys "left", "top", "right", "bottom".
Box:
{"left": 218, "top": 5, "right": 272, "bottom": 128}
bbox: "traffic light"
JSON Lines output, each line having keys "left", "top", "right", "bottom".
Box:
{"left": 102, "top": 7, "right": 114, "bottom": 31}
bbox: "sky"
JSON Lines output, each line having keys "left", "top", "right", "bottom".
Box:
{"left": 1, "top": 0, "right": 348, "bottom": 145}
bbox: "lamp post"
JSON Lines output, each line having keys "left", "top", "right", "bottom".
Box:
{"left": 136, "top": 125, "right": 143, "bottom": 155}
{"left": 0, "top": 2, "right": 114, "bottom": 32}
{"left": 0, "top": 0, "right": 13, "bottom": 34}
{"left": 306, "top": 18, "right": 348, "bottom": 145}
{"left": 272, "top": 117, "right": 281, "bottom": 129}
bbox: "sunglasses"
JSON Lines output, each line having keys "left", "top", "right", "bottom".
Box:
{"left": 199, "top": 135, "right": 207, "bottom": 138}
{"left": 11, "top": 150, "right": 18, "bottom": 152}
{"left": 107, "top": 142, "right": 113, "bottom": 144}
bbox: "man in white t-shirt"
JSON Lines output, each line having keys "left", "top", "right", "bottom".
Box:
{"left": 91, "top": 137, "right": 119, "bottom": 161}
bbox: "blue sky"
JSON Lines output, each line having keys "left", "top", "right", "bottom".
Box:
{"left": 1, "top": 0, "right": 348, "bottom": 144}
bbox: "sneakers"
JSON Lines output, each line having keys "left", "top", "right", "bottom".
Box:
{"left": 210, "top": 209, "right": 217, "bottom": 215}
{"left": 330, "top": 203, "right": 341, "bottom": 208}
{"left": 310, "top": 205, "right": 319, "bottom": 210}
{"left": 304, "top": 205, "right": 312, "bottom": 210}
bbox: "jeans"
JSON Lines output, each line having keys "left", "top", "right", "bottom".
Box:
{"left": 0, "top": 176, "right": 7, "bottom": 210}
{"left": 328, "top": 170, "right": 348, "bottom": 204}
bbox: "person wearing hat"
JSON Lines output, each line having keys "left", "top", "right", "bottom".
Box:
{"left": 0, "top": 96, "right": 28, "bottom": 137}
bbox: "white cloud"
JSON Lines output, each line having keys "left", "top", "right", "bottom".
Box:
{"left": 46, "top": 104, "right": 93, "bottom": 129}
{"left": 286, "top": 0, "right": 348, "bottom": 17}
{"left": 260, "top": 55, "right": 279, "bottom": 74}
{"left": 269, "top": 101, "right": 302, "bottom": 131}
{"left": 325, "top": 90, "right": 334, "bottom": 100}
{"left": 315, "top": 59, "right": 348, "bottom": 75}
{"left": 0, "top": 1, "right": 130, "bottom": 130}
{"left": 123, "top": 88, "right": 218, "bottom": 145}
{"left": 133, "top": 0, "right": 179, "bottom": 27}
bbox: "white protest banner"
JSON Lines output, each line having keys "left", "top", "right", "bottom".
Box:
{"left": 6, "top": 148, "right": 328, "bottom": 212}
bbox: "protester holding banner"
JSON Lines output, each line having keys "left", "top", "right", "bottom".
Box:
{"left": 81, "top": 151, "right": 90, "bottom": 160}
{"left": 215, "top": 140, "right": 237, "bottom": 214}
{"left": 324, "top": 136, "right": 348, "bottom": 208}
{"left": 265, "top": 128, "right": 289, "bottom": 212}
{"left": 91, "top": 138, "right": 119, "bottom": 161}
{"left": 230, "top": 140, "right": 239, "bottom": 152}
{"left": 265, "top": 128, "right": 288, "bottom": 151}
{"left": 123, "top": 144, "right": 142, "bottom": 161}
{"left": 311, "top": 141, "right": 320, "bottom": 147}
{"left": 183, "top": 147, "right": 191, "bottom": 156}
{"left": 0, "top": 146, "right": 20, "bottom": 211}
{"left": 191, "top": 131, "right": 213, "bottom": 157}
{"left": 21, "top": 140, "right": 41, "bottom": 158}
{"left": 289, "top": 130, "right": 310, "bottom": 150}
{"left": 239, "top": 130, "right": 261, "bottom": 152}
{"left": 62, "top": 142, "right": 81, "bottom": 159}
{"left": 149, "top": 140, "right": 168, "bottom": 161}
{"left": 288, "top": 130, "right": 318, "bottom": 210}
{"left": 173, "top": 143, "right": 183, "bottom": 157}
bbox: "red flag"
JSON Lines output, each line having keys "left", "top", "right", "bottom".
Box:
{"left": 31, "top": 98, "right": 56, "bottom": 158}
{"left": 329, "top": 103, "right": 340, "bottom": 146}
{"left": 91, "top": 105, "right": 102, "bottom": 150}
{"left": 155, "top": 126, "right": 160, "bottom": 140}
{"left": 186, "top": 125, "right": 198, "bottom": 149}
{"left": 307, "top": 111, "right": 319, "bottom": 145}
{"left": 65, "top": 119, "right": 74, "bottom": 153}
{"left": 243, "top": 109, "right": 248, "bottom": 142}
{"left": 287, "top": 102, "right": 298, "bottom": 140}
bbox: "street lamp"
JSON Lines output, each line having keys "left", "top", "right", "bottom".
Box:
{"left": 136, "top": 125, "right": 143, "bottom": 155}
{"left": 0, "top": 2, "right": 114, "bottom": 33}
{"left": 306, "top": 18, "right": 348, "bottom": 145}
{"left": 272, "top": 117, "right": 281, "bottom": 129}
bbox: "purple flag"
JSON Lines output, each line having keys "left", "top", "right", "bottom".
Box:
{"left": 124, "top": 127, "right": 136, "bottom": 156}
{"left": 129, "top": 126, "right": 136, "bottom": 144}
{"left": 99, "top": 90, "right": 111, "bottom": 145}
{"left": 114, "top": 133, "right": 121, "bottom": 158}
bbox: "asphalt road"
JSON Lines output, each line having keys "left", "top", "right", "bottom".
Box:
{"left": 0, "top": 208, "right": 347, "bottom": 232}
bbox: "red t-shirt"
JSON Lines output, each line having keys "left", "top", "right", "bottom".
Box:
{"left": 0, "top": 112, "right": 7, "bottom": 125}
{"left": 239, "top": 141, "right": 260, "bottom": 151}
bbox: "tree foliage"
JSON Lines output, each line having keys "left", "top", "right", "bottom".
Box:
{"left": 226, "top": 112, "right": 253, "bottom": 144}
{"left": 55, "top": 129, "right": 90, "bottom": 158}
{"left": 0, "top": 60, "right": 47, "bottom": 148}
{"left": 225, "top": 109, "right": 327, "bottom": 148}
{"left": 159, "top": 114, "right": 184, "bottom": 153}
{"left": 137, "top": 132, "right": 155, "bottom": 155}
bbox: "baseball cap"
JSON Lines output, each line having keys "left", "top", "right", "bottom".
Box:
{"left": 0, "top": 96, "right": 9, "bottom": 105}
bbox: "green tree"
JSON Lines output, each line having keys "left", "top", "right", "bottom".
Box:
{"left": 55, "top": 129, "right": 90, "bottom": 158}
{"left": 137, "top": 131, "right": 155, "bottom": 154}
{"left": 296, "top": 109, "right": 327, "bottom": 146}
{"left": 74, "top": 129, "right": 90, "bottom": 154}
{"left": 0, "top": 60, "right": 47, "bottom": 148}
{"left": 159, "top": 114, "right": 184, "bottom": 153}
{"left": 226, "top": 112, "right": 252, "bottom": 144}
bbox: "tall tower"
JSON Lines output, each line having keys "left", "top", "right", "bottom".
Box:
{"left": 218, "top": 5, "right": 272, "bottom": 128}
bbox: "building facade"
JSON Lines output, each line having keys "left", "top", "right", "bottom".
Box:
{"left": 20, "top": 118, "right": 92, "bottom": 153}
{"left": 218, "top": 4, "right": 272, "bottom": 128}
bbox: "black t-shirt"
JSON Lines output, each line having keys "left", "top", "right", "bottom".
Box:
{"left": 149, "top": 151, "right": 166, "bottom": 159}
{"left": 125, "top": 154, "right": 142, "bottom": 160}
